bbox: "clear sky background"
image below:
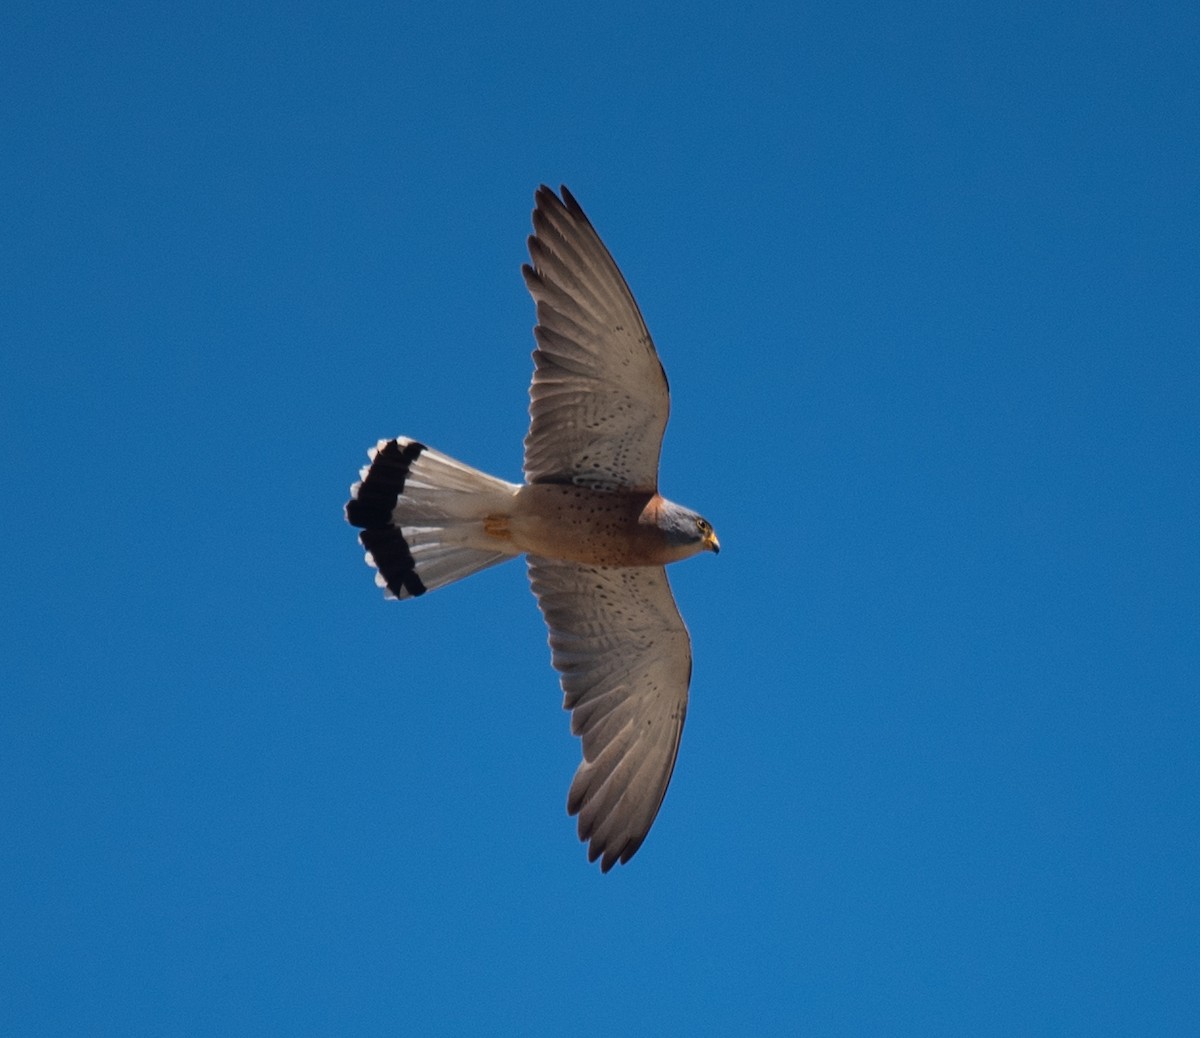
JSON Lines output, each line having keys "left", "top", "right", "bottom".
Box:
{"left": 2, "top": 2, "right": 1197, "bottom": 1034}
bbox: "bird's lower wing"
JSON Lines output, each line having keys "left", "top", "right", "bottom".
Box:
{"left": 527, "top": 557, "right": 692, "bottom": 871}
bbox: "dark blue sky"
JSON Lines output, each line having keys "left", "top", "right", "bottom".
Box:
{"left": 3, "top": 1, "right": 1197, "bottom": 1034}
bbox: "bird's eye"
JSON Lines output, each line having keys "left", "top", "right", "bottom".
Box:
{"left": 696, "top": 519, "right": 711, "bottom": 535}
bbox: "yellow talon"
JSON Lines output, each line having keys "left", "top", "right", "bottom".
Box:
{"left": 484, "top": 514, "right": 511, "bottom": 539}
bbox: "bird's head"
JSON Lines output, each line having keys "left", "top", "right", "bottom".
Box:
{"left": 645, "top": 496, "right": 720, "bottom": 558}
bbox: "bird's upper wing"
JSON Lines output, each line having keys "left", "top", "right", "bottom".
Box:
{"left": 522, "top": 185, "right": 670, "bottom": 491}
{"left": 527, "top": 556, "right": 691, "bottom": 871}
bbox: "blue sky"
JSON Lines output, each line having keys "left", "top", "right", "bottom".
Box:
{"left": 2, "top": 1, "right": 1197, "bottom": 1034}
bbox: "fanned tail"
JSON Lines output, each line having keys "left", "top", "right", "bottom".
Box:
{"left": 345, "top": 437, "right": 522, "bottom": 599}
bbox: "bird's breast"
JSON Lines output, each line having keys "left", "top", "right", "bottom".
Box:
{"left": 503, "top": 484, "right": 676, "bottom": 566}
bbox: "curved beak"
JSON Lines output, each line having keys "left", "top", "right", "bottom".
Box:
{"left": 704, "top": 530, "right": 721, "bottom": 555}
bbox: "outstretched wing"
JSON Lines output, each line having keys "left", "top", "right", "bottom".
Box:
{"left": 522, "top": 185, "right": 670, "bottom": 491}
{"left": 527, "top": 556, "right": 691, "bottom": 871}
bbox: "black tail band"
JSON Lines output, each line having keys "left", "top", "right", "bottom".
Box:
{"left": 345, "top": 439, "right": 426, "bottom": 529}
{"left": 358, "top": 527, "right": 427, "bottom": 598}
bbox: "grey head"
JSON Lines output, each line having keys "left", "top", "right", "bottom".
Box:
{"left": 654, "top": 497, "right": 721, "bottom": 556}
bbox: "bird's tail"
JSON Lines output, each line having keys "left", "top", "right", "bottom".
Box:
{"left": 345, "top": 437, "right": 523, "bottom": 599}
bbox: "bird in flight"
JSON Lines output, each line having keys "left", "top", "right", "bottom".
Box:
{"left": 345, "top": 185, "right": 719, "bottom": 871}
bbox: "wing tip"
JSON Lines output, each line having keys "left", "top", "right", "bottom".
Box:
{"left": 532, "top": 183, "right": 588, "bottom": 225}
{"left": 587, "top": 834, "right": 644, "bottom": 874}
{"left": 558, "top": 184, "right": 581, "bottom": 214}
{"left": 569, "top": 765, "right": 651, "bottom": 874}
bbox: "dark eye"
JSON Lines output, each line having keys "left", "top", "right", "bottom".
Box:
{"left": 697, "top": 518, "right": 711, "bottom": 535}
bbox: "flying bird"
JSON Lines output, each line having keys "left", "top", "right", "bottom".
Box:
{"left": 345, "top": 185, "right": 719, "bottom": 871}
